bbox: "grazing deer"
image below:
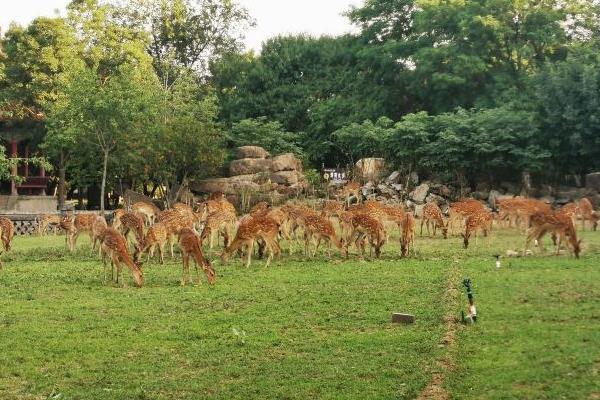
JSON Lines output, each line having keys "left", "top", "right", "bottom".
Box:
{"left": 37, "top": 214, "right": 61, "bottom": 236}
{"left": 221, "top": 215, "right": 281, "bottom": 268}
{"left": 400, "top": 212, "right": 416, "bottom": 257}
{"left": 578, "top": 198, "right": 598, "bottom": 231}
{"left": 178, "top": 228, "right": 216, "bottom": 286}
{"left": 340, "top": 182, "right": 362, "bottom": 206}
{"left": 346, "top": 213, "right": 386, "bottom": 258}
{"left": 524, "top": 210, "right": 581, "bottom": 258}
{"left": 196, "top": 197, "right": 237, "bottom": 224}
{"left": 448, "top": 199, "right": 485, "bottom": 234}
{"left": 300, "top": 214, "right": 346, "bottom": 257}
{"left": 158, "top": 209, "right": 195, "bottom": 257}
{"left": 560, "top": 202, "right": 579, "bottom": 230}
{"left": 461, "top": 210, "right": 493, "bottom": 248}
{"left": 119, "top": 212, "right": 146, "bottom": 245}
{"left": 134, "top": 222, "right": 169, "bottom": 265}
{"left": 91, "top": 215, "right": 108, "bottom": 256}
{"left": 0, "top": 217, "right": 14, "bottom": 252}
{"left": 421, "top": 202, "right": 448, "bottom": 238}
{"left": 132, "top": 201, "right": 160, "bottom": 226}
{"left": 200, "top": 210, "right": 238, "bottom": 250}
{"left": 99, "top": 228, "right": 144, "bottom": 287}
{"left": 112, "top": 209, "right": 126, "bottom": 230}
{"left": 69, "top": 214, "right": 97, "bottom": 252}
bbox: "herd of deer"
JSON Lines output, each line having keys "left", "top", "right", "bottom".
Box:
{"left": 2, "top": 186, "right": 597, "bottom": 288}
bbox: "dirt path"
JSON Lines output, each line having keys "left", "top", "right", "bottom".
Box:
{"left": 417, "top": 262, "right": 462, "bottom": 400}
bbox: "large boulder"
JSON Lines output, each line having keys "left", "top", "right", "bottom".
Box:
{"left": 271, "top": 153, "right": 303, "bottom": 172}
{"left": 229, "top": 158, "right": 273, "bottom": 176}
{"left": 271, "top": 170, "right": 302, "bottom": 185}
{"left": 236, "top": 146, "right": 271, "bottom": 159}
{"left": 409, "top": 183, "right": 430, "bottom": 204}
{"left": 355, "top": 158, "right": 385, "bottom": 181}
{"left": 192, "top": 177, "right": 261, "bottom": 195}
{"left": 586, "top": 172, "right": 600, "bottom": 192}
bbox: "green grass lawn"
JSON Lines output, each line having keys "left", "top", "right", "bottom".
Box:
{"left": 0, "top": 227, "right": 598, "bottom": 399}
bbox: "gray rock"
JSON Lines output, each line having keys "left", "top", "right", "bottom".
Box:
{"left": 355, "top": 158, "right": 386, "bottom": 181}
{"left": 472, "top": 190, "right": 490, "bottom": 201}
{"left": 270, "top": 171, "right": 302, "bottom": 185}
{"left": 377, "top": 184, "right": 396, "bottom": 197}
{"left": 488, "top": 190, "right": 502, "bottom": 208}
{"left": 409, "top": 183, "right": 430, "bottom": 204}
{"left": 409, "top": 171, "right": 419, "bottom": 185}
{"left": 391, "top": 183, "right": 404, "bottom": 192}
{"left": 414, "top": 204, "right": 425, "bottom": 218}
{"left": 386, "top": 171, "right": 401, "bottom": 184}
{"left": 586, "top": 172, "right": 600, "bottom": 192}
{"left": 230, "top": 158, "right": 273, "bottom": 176}
{"left": 425, "top": 193, "right": 445, "bottom": 205}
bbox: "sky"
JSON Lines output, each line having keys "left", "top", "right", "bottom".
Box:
{"left": 0, "top": 0, "right": 362, "bottom": 51}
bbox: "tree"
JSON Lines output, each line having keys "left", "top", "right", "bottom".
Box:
{"left": 331, "top": 117, "right": 393, "bottom": 165}
{"left": 228, "top": 118, "right": 304, "bottom": 157}
{"left": 48, "top": 63, "right": 161, "bottom": 212}
{"left": 120, "top": 0, "right": 254, "bottom": 82}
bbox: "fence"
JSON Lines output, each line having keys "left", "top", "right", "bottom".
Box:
{"left": 0, "top": 211, "right": 115, "bottom": 236}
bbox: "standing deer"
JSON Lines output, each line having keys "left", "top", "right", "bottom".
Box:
{"left": 91, "top": 215, "right": 108, "bottom": 256}
{"left": 221, "top": 214, "right": 281, "bottom": 268}
{"left": 578, "top": 198, "right": 598, "bottom": 231}
{"left": 178, "top": 228, "right": 216, "bottom": 286}
{"left": 99, "top": 228, "right": 144, "bottom": 287}
{"left": 421, "top": 202, "right": 448, "bottom": 238}
{"left": 134, "top": 222, "right": 169, "bottom": 265}
{"left": 524, "top": 210, "right": 581, "bottom": 258}
{"left": 461, "top": 210, "right": 493, "bottom": 248}
{"left": 400, "top": 213, "right": 416, "bottom": 257}
{"left": 69, "top": 214, "right": 97, "bottom": 252}
{"left": 346, "top": 213, "right": 386, "bottom": 258}
{"left": 37, "top": 214, "right": 61, "bottom": 236}
{"left": 119, "top": 212, "right": 146, "bottom": 245}
{"left": 0, "top": 217, "right": 15, "bottom": 252}
{"left": 132, "top": 201, "right": 160, "bottom": 226}
{"left": 300, "top": 214, "right": 346, "bottom": 257}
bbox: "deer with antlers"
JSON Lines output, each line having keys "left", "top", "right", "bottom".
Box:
{"left": 461, "top": 210, "right": 494, "bottom": 248}
{"left": 421, "top": 202, "right": 448, "bottom": 238}
{"left": 221, "top": 214, "right": 281, "bottom": 268}
{"left": 178, "top": 228, "right": 216, "bottom": 286}
{"left": 524, "top": 210, "right": 581, "bottom": 258}
{"left": 99, "top": 228, "right": 144, "bottom": 287}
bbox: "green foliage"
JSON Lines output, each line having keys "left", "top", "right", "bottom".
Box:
{"left": 533, "top": 40, "right": 600, "bottom": 177}
{"left": 331, "top": 117, "right": 393, "bottom": 164}
{"left": 228, "top": 118, "right": 303, "bottom": 157}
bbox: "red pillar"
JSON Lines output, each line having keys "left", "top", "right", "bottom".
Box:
{"left": 10, "top": 139, "right": 18, "bottom": 196}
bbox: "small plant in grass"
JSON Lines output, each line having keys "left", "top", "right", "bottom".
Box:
{"left": 231, "top": 327, "right": 247, "bottom": 346}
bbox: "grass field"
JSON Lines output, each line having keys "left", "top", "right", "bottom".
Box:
{"left": 0, "top": 227, "right": 598, "bottom": 399}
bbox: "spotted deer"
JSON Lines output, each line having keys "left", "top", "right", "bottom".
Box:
{"left": 69, "top": 214, "right": 98, "bottom": 252}
{"left": 119, "top": 212, "right": 146, "bottom": 245}
{"left": 59, "top": 215, "right": 76, "bottom": 249}
{"left": 91, "top": 215, "right": 108, "bottom": 256}
{"left": 461, "top": 210, "right": 494, "bottom": 248}
{"left": 421, "top": 202, "right": 448, "bottom": 238}
{"left": 400, "top": 212, "right": 416, "bottom": 257}
{"left": 178, "top": 228, "right": 216, "bottom": 286}
{"left": 524, "top": 210, "right": 581, "bottom": 258}
{"left": 112, "top": 209, "right": 127, "bottom": 229}
{"left": 0, "top": 217, "right": 14, "bottom": 252}
{"left": 221, "top": 214, "right": 281, "bottom": 268}
{"left": 448, "top": 199, "right": 486, "bottom": 234}
{"left": 157, "top": 209, "right": 195, "bottom": 257}
{"left": 346, "top": 212, "right": 386, "bottom": 258}
{"left": 99, "top": 228, "right": 144, "bottom": 287}
{"left": 200, "top": 209, "right": 238, "bottom": 250}
{"left": 134, "top": 222, "right": 169, "bottom": 264}
{"left": 37, "top": 214, "right": 61, "bottom": 236}
{"left": 300, "top": 214, "right": 346, "bottom": 257}
{"left": 578, "top": 198, "right": 598, "bottom": 231}
{"left": 559, "top": 202, "right": 579, "bottom": 230}
{"left": 132, "top": 201, "right": 160, "bottom": 226}
{"left": 340, "top": 182, "right": 361, "bottom": 206}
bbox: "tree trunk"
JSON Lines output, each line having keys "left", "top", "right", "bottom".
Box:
{"left": 100, "top": 148, "right": 109, "bottom": 214}
{"left": 58, "top": 150, "right": 66, "bottom": 210}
